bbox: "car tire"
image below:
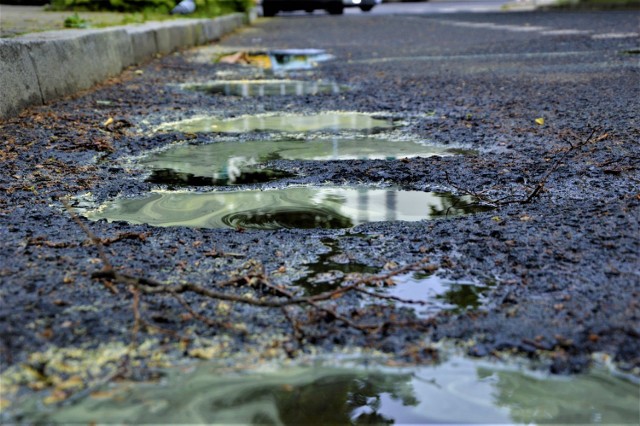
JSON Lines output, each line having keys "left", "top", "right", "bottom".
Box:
{"left": 262, "top": 4, "right": 277, "bottom": 16}
{"left": 327, "top": 4, "right": 344, "bottom": 14}
{"left": 360, "top": 5, "right": 374, "bottom": 11}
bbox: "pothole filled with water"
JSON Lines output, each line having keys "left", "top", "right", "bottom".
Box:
{"left": 85, "top": 187, "right": 490, "bottom": 230}
{"left": 145, "top": 168, "right": 295, "bottom": 188}
{"left": 140, "top": 136, "right": 468, "bottom": 186}
{"left": 156, "top": 112, "right": 394, "bottom": 134}
{"left": 214, "top": 48, "right": 334, "bottom": 72}
{"left": 296, "top": 242, "right": 489, "bottom": 310}
{"left": 14, "top": 357, "right": 639, "bottom": 424}
{"left": 378, "top": 272, "right": 490, "bottom": 317}
{"left": 182, "top": 80, "right": 346, "bottom": 96}
{"left": 293, "top": 237, "right": 379, "bottom": 295}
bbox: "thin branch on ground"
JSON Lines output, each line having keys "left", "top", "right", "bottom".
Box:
{"left": 61, "top": 190, "right": 441, "bottom": 344}
{"left": 446, "top": 128, "right": 607, "bottom": 206}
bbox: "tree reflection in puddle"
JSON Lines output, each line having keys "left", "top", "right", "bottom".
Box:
{"left": 85, "top": 187, "right": 489, "bottom": 230}
{"left": 140, "top": 135, "right": 464, "bottom": 186}
{"left": 376, "top": 272, "right": 490, "bottom": 317}
{"left": 156, "top": 112, "right": 394, "bottom": 134}
{"left": 17, "top": 357, "right": 639, "bottom": 424}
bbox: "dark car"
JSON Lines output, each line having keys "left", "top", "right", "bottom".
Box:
{"left": 261, "top": 0, "right": 382, "bottom": 16}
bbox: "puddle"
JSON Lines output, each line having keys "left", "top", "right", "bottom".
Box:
{"left": 183, "top": 80, "right": 345, "bottom": 96}
{"left": 293, "top": 238, "right": 378, "bottom": 295}
{"left": 14, "top": 357, "right": 639, "bottom": 424}
{"left": 215, "top": 49, "right": 334, "bottom": 72}
{"left": 85, "top": 187, "right": 489, "bottom": 230}
{"left": 140, "top": 136, "right": 464, "bottom": 186}
{"left": 156, "top": 112, "right": 394, "bottom": 134}
{"left": 146, "top": 168, "right": 295, "bottom": 187}
{"left": 378, "top": 272, "right": 490, "bottom": 317}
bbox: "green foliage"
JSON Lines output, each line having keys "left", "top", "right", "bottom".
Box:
{"left": 63, "top": 12, "right": 89, "bottom": 28}
{"left": 49, "top": 0, "right": 253, "bottom": 16}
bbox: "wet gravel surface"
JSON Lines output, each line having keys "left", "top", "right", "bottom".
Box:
{"left": 1, "top": 9, "right": 639, "bottom": 409}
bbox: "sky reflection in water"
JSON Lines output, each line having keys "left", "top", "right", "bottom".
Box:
{"left": 87, "top": 187, "right": 485, "bottom": 230}
{"left": 19, "top": 357, "right": 639, "bottom": 424}
{"left": 141, "top": 136, "right": 459, "bottom": 186}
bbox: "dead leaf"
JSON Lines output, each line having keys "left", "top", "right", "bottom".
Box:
{"left": 218, "top": 51, "right": 247, "bottom": 64}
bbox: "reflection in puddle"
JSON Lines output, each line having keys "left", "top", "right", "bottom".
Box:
{"left": 381, "top": 272, "right": 489, "bottom": 317}
{"left": 156, "top": 112, "right": 393, "bottom": 134}
{"left": 293, "top": 238, "right": 378, "bottom": 295}
{"left": 140, "top": 136, "right": 462, "bottom": 186}
{"left": 216, "top": 49, "right": 334, "bottom": 72}
{"left": 183, "top": 80, "right": 345, "bottom": 96}
{"left": 146, "top": 168, "right": 295, "bottom": 187}
{"left": 17, "top": 357, "right": 639, "bottom": 424}
{"left": 86, "top": 187, "right": 489, "bottom": 230}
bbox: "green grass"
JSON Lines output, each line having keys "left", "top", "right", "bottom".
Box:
{"left": 49, "top": 0, "right": 253, "bottom": 17}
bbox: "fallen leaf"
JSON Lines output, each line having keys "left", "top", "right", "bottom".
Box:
{"left": 57, "top": 376, "right": 84, "bottom": 390}
{"left": 189, "top": 347, "right": 219, "bottom": 360}
{"left": 534, "top": 117, "right": 545, "bottom": 125}
{"left": 217, "top": 51, "right": 247, "bottom": 64}
{"left": 43, "top": 389, "right": 68, "bottom": 405}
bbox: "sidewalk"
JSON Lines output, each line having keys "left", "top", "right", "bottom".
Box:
{"left": 0, "top": 5, "right": 257, "bottom": 119}
{"left": 0, "top": 5, "right": 132, "bottom": 38}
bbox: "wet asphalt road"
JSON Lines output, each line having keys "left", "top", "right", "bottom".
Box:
{"left": 1, "top": 6, "right": 639, "bottom": 413}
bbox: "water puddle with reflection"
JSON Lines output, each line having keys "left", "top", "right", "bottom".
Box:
{"left": 85, "top": 187, "right": 489, "bottom": 230}
{"left": 215, "top": 49, "right": 334, "bottom": 72}
{"left": 140, "top": 136, "right": 466, "bottom": 186}
{"left": 379, "top": 272, "right": 490, "bottom": 317}
{"left": 156, "top": 112, "right": 394, "bottom": 134}
{"left": 146, "top": 168, "right": 295, "bottom": 188}
{"left": 293, "top": 237, "right": 379, "bottom": 295}
{"left": 15, "top": 357, "right": 639, "bottom": 424}
{"left": 183, "top": 80, "right": 345, "bottom": 96}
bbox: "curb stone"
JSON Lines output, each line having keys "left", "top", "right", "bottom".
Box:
{"left": 0, "top": 12, "right": 252, "bottom": 120}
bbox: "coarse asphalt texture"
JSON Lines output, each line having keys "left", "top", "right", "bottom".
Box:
{"left": 1, "top": 8, "right": 639, "bottom": 414}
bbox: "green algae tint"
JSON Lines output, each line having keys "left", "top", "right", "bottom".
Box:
{"left": 141, "top": 136, "right": 462, "bottom": 186}
{"left": 183, "top": 80, "right": 345, "bottom": 96}
{"left": 14, "top": 357, "right": 639, "bottom": 424}
{"left": 157, "top": 112, "right": 393, "bottom": 134}
{"left": 86, "top": 187, "right": 487, "bottom": 230}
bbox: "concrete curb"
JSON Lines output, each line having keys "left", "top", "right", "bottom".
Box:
{"left": 0, "top": 12, "right": 253, "bottom": 120}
